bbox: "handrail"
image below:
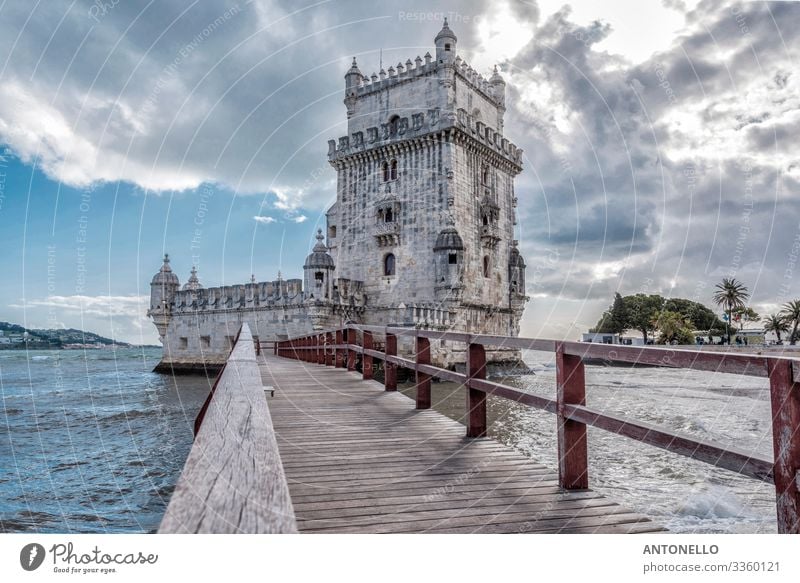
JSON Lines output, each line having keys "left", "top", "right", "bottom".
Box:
{"left": 275, "top": 325, "right": 800, "bottom": 534}
{"left": 160, "top": 324, "right": 297, "bottom": 533}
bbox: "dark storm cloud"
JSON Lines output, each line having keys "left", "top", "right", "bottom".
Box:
{"left": 504, "top": 1, "right": 799, "bottom": 312}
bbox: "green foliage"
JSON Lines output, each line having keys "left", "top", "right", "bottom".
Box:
{"left": 591, "top": 292, "right": 628, "bottom": 333}
{"left": 780, "top": 300, "right": 800, "bottom": 345}
{"left": 763, "top": 314, "right": 790, "bottom": 343}
{"left": 655, "top": 311, "right": 695, "bottom": 345}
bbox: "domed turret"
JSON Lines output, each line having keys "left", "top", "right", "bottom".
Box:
{"left": 182, "top": 265, "right": 203, "bottom": 291}
{"left": 433, "top": 226, "right": 465, "bottom": 251}
{"left": 435, "top": 18, "right": 457, "bottom": 65}
{"left": 148, "top": 254, "right": 180, "bottom": 342}
{"left": 509, "top": 241, "right": 527, "bottom": 297}
{"left": 304, "top": 229, "right": 335, "bottom": 300}
{"left": 434, "top": 226, "right": 465, "bottom": 301}
{"left": 344, "top": 57, "right": 362, "bottom": 118}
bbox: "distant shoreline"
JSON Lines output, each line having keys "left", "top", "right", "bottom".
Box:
{"left": 0, "top": 344, "right": 160, "bottom": 350}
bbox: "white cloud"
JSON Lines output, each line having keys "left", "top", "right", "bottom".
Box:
{"left": 292, "top": 215, "right": 308, "bottom": 223}
{"left": 253, "top": 215, "right": 277, "bottom": 224}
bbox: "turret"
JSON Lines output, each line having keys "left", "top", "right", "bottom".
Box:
{"left": 148, "top": 254, "right": 180, "bottom": 342}
{"left": 434, "top": 18, "right": 457, "bottom": 65}
{"left": 490, "top": 65, "right": 507, "bottom": 131}
{"left": 303, "top": 229, "right": 335, "bottom": 301}
{"left": 509, "top": 241, "right": 527, "bottom": 300}
{"left": 433, "top": 226, "right": 465, "bottom": 301}
{"left": 344, "top": 57, "right": 362, "bottom": 118}
{"left": 182, "top": 266, "right": 203, "bottom": 291}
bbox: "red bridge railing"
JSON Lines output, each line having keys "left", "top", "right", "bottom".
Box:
{"left": 274, "top": 325, "right": 800, "bottom": 534}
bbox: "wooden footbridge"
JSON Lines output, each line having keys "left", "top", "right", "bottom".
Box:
{"left": 159, "top": 324, "right": 800, "bottom": 534}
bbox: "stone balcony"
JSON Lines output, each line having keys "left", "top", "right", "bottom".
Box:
{"left": 481, "top": 224, "right": 501, "bottom": 249}
{"left": 373, "top": 221, "right": 400, "bottom": 247}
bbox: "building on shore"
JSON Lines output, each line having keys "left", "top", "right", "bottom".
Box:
{"left": 148, "top": 20, "right": 528, "bottom": 373}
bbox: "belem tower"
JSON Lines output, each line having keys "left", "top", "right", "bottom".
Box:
{"left": 148, "top": 20, "right": 528, "bottom": 373}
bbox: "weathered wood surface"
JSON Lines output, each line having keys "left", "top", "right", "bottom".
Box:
{"left": 259, "top": 352, "right": 662, "bottom": 534}
{"left": 159, "top": 325, "right": 297, "bottom": 533}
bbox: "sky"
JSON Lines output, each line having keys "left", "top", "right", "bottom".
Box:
{"left": 0, "top": 0, "right": 797, "bottom": 344}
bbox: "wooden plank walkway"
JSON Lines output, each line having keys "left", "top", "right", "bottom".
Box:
{"left": 259, "top": 353, "right": 664, "bottom": 534}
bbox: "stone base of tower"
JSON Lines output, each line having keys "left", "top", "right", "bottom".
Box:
{"left": 152, "top": 358, "right": 227, "bottom": 375}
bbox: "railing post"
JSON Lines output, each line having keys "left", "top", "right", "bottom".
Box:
{"left": 316, "top": 334, "right": 324, "bottom": 364}
{"left": 466, "top": 341, "right": 487, "bottom": 437}
{"left": 556, "top": 342, "right": 589, "bottom": 490}
{"left": 273, "top": 341, "right": 278, "bottom": 356}
{"left": 325, "top": 332, "right": 334, "bottom": 366}
{"left": 363, "top": 331, "right": 374, "bottom": 380}
{"left": 335, "top": 329, "right": 344, "bottom": 368}
{"left": 416, "top": 333, "right": 431, "bottom": 409}
{"left": 767, "top": 359, "right": 800, "bottom": 534}
{"left": 347, "top": 328, "right": 357, "bottom": 371}
{"left": 385, "top": 331, "right": 397, "bottom": 391}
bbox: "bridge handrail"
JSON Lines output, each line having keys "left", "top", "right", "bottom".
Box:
{"left": 160, "top": 323, "right": 297, "bottom": 533}
{"left": 275, "top": 325, "right": 800, "bottom": 534}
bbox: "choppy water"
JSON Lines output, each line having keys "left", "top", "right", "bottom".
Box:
{"left": 401, "top": 350, "right": 777, "bottom": 534}
{"left": 1, "top": 347, "right": 778, "bottom": 533}
{"left": 0, "top": 349, "right": 209, "bottom": 533}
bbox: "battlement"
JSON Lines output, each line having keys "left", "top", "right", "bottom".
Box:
{"left": 170, "top": 279, "right": 304, "bottom": 314}
{"left": 327, "top": 106, "right": 523, "bottom": 168}
{"left": 349, "top": 53, "right": 500, "bottom": 106}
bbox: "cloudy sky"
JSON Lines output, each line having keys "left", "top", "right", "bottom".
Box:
{"left": 0, "top": 0, "right": 796, "bottom": 344}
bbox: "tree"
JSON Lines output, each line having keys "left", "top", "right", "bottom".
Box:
{"left": 663, "top": 298, "right": 727, "bottom": 331}
{"left": 655, "top": 311, "right": 695, "bottom": 345}
{"left": 780, "top": 300, "right": 800, "bottom": 345}
{"left": 713, "top": 278, "right": 750, "bottom": 341}
{"left": 732, "top": 306, "right": 759, "bottom": 329}
{"left": 763, "top": 314, "right": 790, "bottom": 344}
{"left": 625, "top": 293, "right": 664, "bottom": 343}
{"left": 591, "top": 292, "right": 628, "bottom": 333}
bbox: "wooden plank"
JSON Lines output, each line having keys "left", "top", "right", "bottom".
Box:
{"left": 260, "top": 351, "right": 658, "bottom": 534}
{"left": 159, "top": 325, "right": 296, "bottom": 534}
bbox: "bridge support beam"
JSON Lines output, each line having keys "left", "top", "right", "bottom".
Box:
{"left": 416, "top": 334, "right": 431, "bottom": 410}
{"left": 767, "top": 359, "right": 800, "bottom": 534}
{"left": 335, "top": 330, "right": 344, "bottom": 368}
{"left": 363, "top": 331, "right": 374, "bottom": 381}
{"left": 466, "top": 342, "right": 487, "bottom": 437}
{"left": 556, "top": 342, "right": 588, "bottom": 490}
{"left": 385, "top": 332, "right": 397, "bottom": 391}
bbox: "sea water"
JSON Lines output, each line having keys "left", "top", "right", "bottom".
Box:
{"left": 403, "top": 350, "right": 777, "bottom": 534}
{"left": 0, "top": 348, "right": 209, "bottom": 533}
{"left": 1, "top": 347, "right": 777, "bottom": 533}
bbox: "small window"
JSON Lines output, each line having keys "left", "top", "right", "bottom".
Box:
{"left": 179, "top": 337, "right": 188, "bottom": 349}
{"left": 483, "top": 256, "right": 490, "bottom": 278}
{"left": 200, "top": 335, "right": 211, "bottom": 348}
{"left": 315, "top": 271, "right": 324, "bottom": 283}
{"left": 448, "top": 253, "right": 458, "bottom": 265}
{"left": 390, "top": 159, "right": 398, "bottom": 180}
{"left": 384, "top": 253, "right": 396, "bottom": 276}
{"left": 482, "top": 165, "right": 489, "bottom": 184}
{"left": 482, "top": 215, "right": 489, "bottom": 226}
{"left": 385, "top": 207, "right": 393, "bottom": 222}
{"left": 382, "top": 161, "right": 389, "bottom": 182}
{"left": 389, "top": 116, "right": 399, "bottom": 137}
{"left": 328, "top": 225, "right": 337, "bottom": 239}
{"left": 445, "top": 43, "right": 451, "bottom": 51}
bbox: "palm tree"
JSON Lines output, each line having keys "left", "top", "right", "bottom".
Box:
{"left": 763, "top": 314, "right": 790, "bottom": 344}
{"left": 780, "top": 300, "right": 800, "bottom": 345}
{"left": 713, "top": 278, "right": 750, "bottom": 343}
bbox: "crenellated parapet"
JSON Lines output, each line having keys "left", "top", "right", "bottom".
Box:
{"left": 328, "top": 108, "right": 523, "bottom": 170}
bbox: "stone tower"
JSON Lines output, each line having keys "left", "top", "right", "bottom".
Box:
{"left": 147, "top": 254, "right": 180, "bottom": 342}
{"left": 325, "top": 20, "right": 527, "bottom": 364}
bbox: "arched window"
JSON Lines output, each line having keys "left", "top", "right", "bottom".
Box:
{"left": 385, "top": 207, "right": 393, "bottom": 222}
{"left": 315, "top": 271, "right": 324, "bottom": 283}
{"left": 482, "top": 165, "right": 489, "bottom": 185}
{"left": 384, "top": 253, "right": 396, "bottom": 276}
{"left": 483, "top": 256, "right": 490, "bottom": 278}
{"left": 390, "top": 159, "right": 398, "bottom": 180}
{"left": 382, "top": 161, "right": 389, "bottom": 182}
